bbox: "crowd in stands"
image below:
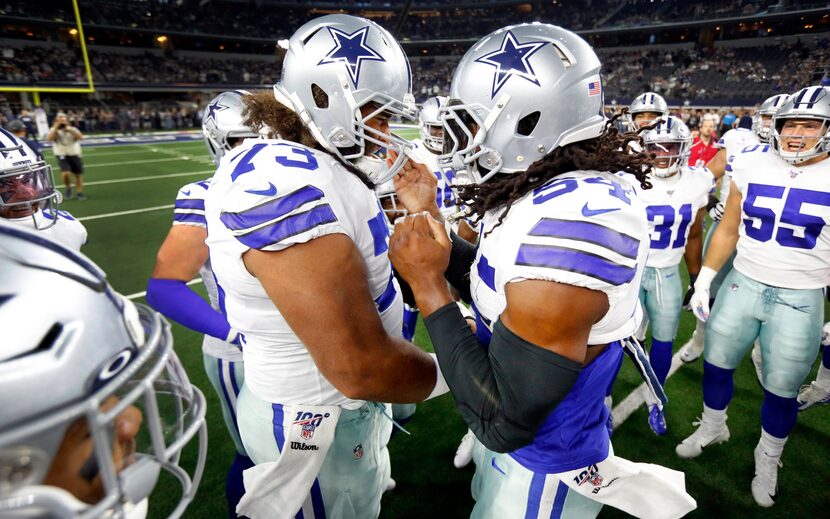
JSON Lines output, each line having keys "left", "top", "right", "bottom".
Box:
{"left": 0, "top": 104, "right": 202, "bottom": 134}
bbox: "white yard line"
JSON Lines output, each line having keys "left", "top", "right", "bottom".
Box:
{"left": 85, "top": 157, "right": 191, "bottom": 168}
{"left": 82, "top": 170, "right": 212, "bottom": 187}
{"left": 125, "top": 278, "right": 203, "bottom": 300}
{"left": 612, "top": 351, "right": 686, "bottom": 428}
{"left": 78, "top": 204, "right": 174, "bottom": 221}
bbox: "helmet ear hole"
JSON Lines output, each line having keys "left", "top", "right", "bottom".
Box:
{"left": 311, "top": 84, "right": 329, "bottom": 109}
{"left": 517, "top": 111, "right": 541, "bottom": 136}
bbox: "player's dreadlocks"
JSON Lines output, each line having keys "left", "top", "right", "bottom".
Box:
{"left": 457, "top": 111, "right": 654, "bottom": 234}
{"left": 241, "top": 90, "right": 375, "bottom": 188}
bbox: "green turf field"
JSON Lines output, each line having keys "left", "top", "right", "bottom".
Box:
{"left": 48, "top": 135, "right": 829, "bottom": 518}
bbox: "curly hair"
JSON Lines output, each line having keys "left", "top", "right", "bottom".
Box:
{"left": 241, "top": 90, "right": 375, "bottom": 187}
{"left": 457, "top": 111, "right": 654, "bottom": 234}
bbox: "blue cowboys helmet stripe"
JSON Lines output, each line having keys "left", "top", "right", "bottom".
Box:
{"left": 317, "top": 25, "right": 385, "bottom": 88}
{"left": 474, "top": 30, "right": 548, "bottom": 99}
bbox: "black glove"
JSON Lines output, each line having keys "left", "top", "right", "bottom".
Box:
{"left": 682, "top": 273, "right": 698, "bottom": 310}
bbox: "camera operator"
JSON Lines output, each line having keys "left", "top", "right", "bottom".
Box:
{"left": 47, "top": 111, "right": 86, "bottom": 200}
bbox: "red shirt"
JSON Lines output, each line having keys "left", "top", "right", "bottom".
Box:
{"left": 689, "top": 135, "right": 719, "bottom": 168}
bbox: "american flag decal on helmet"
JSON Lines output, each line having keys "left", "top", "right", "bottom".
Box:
{"left": 588, "top": 81, "right": 601, "bottom": 96}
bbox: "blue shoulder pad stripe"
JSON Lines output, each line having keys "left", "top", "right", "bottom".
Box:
{"left": 234, "top": 204, "right": 337, "bottom": 250}
{"left": 528, "top": 218, "right": 639, "bottom": 259}
{"left": 220, "top": 185, "right": 324, "bottom": 232}
{"left": 174, "top": 198, "right": 205, "bottom": 211}
{"left": 516, "top": 243, "right": 636, "bottom": 286}
{"left": 173, "top": 212, "right": 207, "bottom": 226}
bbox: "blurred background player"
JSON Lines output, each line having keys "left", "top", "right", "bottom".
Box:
{"left": 628, "top": 91, "right": 669, "bottom": 130}
{"left": 681, "top": 86, "right": 830, "bottom": 508}
{"left": 390, "top": 23, "right": 695, "bottom": 518}
{"left": 623, "top": 115, "right": 712, "bottom": 436}
{"left": 797, "top": 321, "right": 830, "bottom": 410}
{"left": 0, "top": 222, "right": 206, "bottom": 519}
{"left": 47, "top": 112, "right": 87, "bottom": 201}
{"left": 0, "top": 128, "right": 87, "bottom": 250}
{"left": 146, "top": 90, "right": 258, "bottom": 518}
{"left": 5, "top": 118, "right": 43, "bottom": 159}
{"left": 205, "top": 15, "right": 448, "bottom": 518}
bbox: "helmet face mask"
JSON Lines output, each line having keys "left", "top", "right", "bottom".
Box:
{"left": 275, "top": 14, "right": 417, "bottom": 186}
{"left": 202, "top": 90, "right": 259, "bottom": 165}
{"left": 642, "top": 116, "right": 692, "bottom": 178}
{"left": 418, "top": 96, "right": 448, "bottom": 153}
{"left": 439, "top": 24, "right": 607, "bottom": 184}
{"left": 771, "top": 87, "right": 830, "bottom": 164}
{"left": 0, "top": 225, "right": 207, "bottom": 519}
{"left": 0, "top": 136, "right": 58, "bottom": 228}
{"left": 752, "top": 94, "right": 791, "bottom": 142}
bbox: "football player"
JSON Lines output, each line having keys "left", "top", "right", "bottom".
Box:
{"left": 628, "top": 91, "right": 669, "bottom": 130}
{"left": 0, "top": 222, "right": 206, "bottom": 519}
{"left": 624, "top": 115, "right": 712, "bottom": 435}
{"left": 797, "top": 321, "right": 830, "bottom": 410}
{"left": 0, "top": 128, "right": 87, "bottom": 251}
{"left": 389, "top": 23, "right": 695, "bottom": 518}
{"left": 145, "top": 90, "right": 258, "bottom": 518}
{"left": 680, "top": 94, "right": 790, "bottom": 367}
{"left": 682, "top": 86, "right": 830, "bottom": 507}
{"left": 204, "top": 15, "right": 448, "bottom": 518}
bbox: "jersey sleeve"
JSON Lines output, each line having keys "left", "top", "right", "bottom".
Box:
{"left": 173, "top": 180, "right": 209, "bottom": 228}
{"left": 504, "top": 202, "right": 645, "bottom": 294}
{"left": 692, "top": 167, "right": 715, "bottom": 209}
{"left": 217, "top": 168, "right": 347, "bottom": 252}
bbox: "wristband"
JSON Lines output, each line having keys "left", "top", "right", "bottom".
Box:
{"left": 425, "top": 352, "right": 450, "bottom": 400}
{"left": 694, "top": 266, "right": 717, "bottom": 291}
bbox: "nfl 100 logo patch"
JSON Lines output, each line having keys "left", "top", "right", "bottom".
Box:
{"left": 292, "top": 411, "right": 331, "bottom": 440}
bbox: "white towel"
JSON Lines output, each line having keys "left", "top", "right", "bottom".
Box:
{"left": 236, "top": 404, "right": 341, "bottom": 519}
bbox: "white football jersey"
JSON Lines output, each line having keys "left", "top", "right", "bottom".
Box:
{"left": 6, "top": 208, "right": 87, "bottom": 251}
{"left": 408, "top": 138, "right": 460, "bottom": 221}
{"left": 716, "top": 128, "right": 759, "bottom": 203}
{"left": 629, "top": 167, "right": 713, "bottom": 268}
{"left": 470, "top": 170, "right": 649, "bottom": 346}
{"left": 173, "top": 179, "right": 242, "bottom": 362}
{"left": 730, "top": 145, "right": 830, "bottom": 289}
{"left": 205, "top": 139, "right": 403, "bottom": 408}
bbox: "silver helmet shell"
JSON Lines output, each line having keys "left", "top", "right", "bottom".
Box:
{"left": 274, "top": 14, "right": 416, "bottom": 186}
{"left": 202, "top": 90, "right": 259, "bottom": 165}
{"left": 440, "top": 23, "right": 606, "bottom": 184}
{"left": 628, "top": 92, "right": 669, "bottom": 130}
{"left": 752, "top": 93, "right": 790, "bottom": 142}
{"left": 0, "top": 129, "right": 59, "bottom": 229}
{"left": 418, "top": 95, "right": 448, "bottom": 153}
{"left": 641, "top": 115, "right": 692, "bottom": 178}
{"left": 771, "top": 86, "right": 830, "bottom": 164}
{"left": 0, "top": 223, "right": 207, "bottom": 518}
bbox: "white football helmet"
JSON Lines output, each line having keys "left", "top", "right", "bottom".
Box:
{"left": 0, "top": 129, "right": 59, "bottom": 229}
{"left": 274, "top": 14, "right": 416, "bottom": 186}
{"left": 374, "top": 178, "right": 405, "bottom": 227}
{"left": 752, "top": 93, "right": 790, "bottom": 142}
{"left": 628, "top": 92, "right": 669, "bottom": 130}
{"left": 0, "top": 223, "right": 207, "bottom": 518}
{"left": 418, "top": 96, "right": 448, "bottom": 154}
{"left": 439, "top": 23, "right": 606, "bottom": 183}
{"left": 771, "top": 86, "right": 830, "bottom": 164}
{"left": 641, "top": 115, "right": 692, "bottom": 178}
{"left": 202, "top": 90, "right": 259, "bottom": 165}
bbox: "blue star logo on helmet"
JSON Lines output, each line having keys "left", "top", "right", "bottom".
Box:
{"left": 205, "top": 100, "right": 228, "bottom": 122}
{"left": 317, "top": 25, "right": 385, "bottom": 88}
{"left": 474, "top": 30, "right": 548, "bottom": 99}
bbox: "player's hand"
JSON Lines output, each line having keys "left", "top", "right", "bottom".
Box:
{"left": 387, "top": 149, "right": 441, "bottom": 219}
{"left": 682, "top": 273, "right": 698, "bottom": 310}
{"left": 389, "top": 212, "right": 450, "bottom": 291}
{"left": 708, "top": 201, "right": 725, "bottom": 221}
{"left": 689, "top": 289, "right": 710, "bottom": 322}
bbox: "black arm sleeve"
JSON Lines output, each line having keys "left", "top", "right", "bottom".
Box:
{"left": 444, "top": 230, "right": 476, "bottom": 303}
{"left": 424, "top": 303, "right": 582, "bottom": 453}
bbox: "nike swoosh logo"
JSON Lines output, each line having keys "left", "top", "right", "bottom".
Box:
{"left": 491, "top": 457, "right": 506, "bottom": 475}
{"left": 181, "top": 189, "right": 191, "bottom": 196}
{"left": 245, "top": 182, "right": 277, "bottom": 197}
{"left": 581, "top": 203, "right": 620, "bottom": 217}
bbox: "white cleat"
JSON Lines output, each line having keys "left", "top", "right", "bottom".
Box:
{"left": 679, "top": 333, "right": 705, "bottom": 363}
{"left": 453, "top": 430, "right": 476, "bottom": 469}
{"left": 751, "top": 341, "right": 763, "bottom": 385}
{"left": 751, "top": 444, "right": 781, "bottom": 508}
{"left": 675, "top": 418, "right": 730, "bottom": 459}
{"left": 797, "top": 381, "right": 830, "bottom": 411}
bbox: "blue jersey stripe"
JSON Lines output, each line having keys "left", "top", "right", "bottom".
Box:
{"left": 310, "top": 479, "right": 326, "bottom": 519}
{"left": 235, "top": 204, "right": 338, "bottom": 250}
{"left": 476, "top": 254, "right": 496, "bottom": 290}
{"left": 725, "top": 163, "right": 733, "bottom": 172}
{"left": 549, "top": 481, "right": 568, "bottom": 518}
{"left": 220, "top": 185, "right": 325, "bottom": 231}
{"left": 174, "top": 198, "right": 205, "bottom": 210}
{"left": 271, "top": 403, "right": 286, "bottom": 453}
{"left": 524, "top": 472, "right": 546, "bottom": 519}
{"left": 173, "top": 212, "right": 207, "bottom": 225}
{"left": 528, "top": 218, "right": 639, "bottom": 259}
{"left": 375, "top": 274, "right": 397, "bottom": 313}
{"left": 516, "top": 244, "right": 636, "bottom": 286}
